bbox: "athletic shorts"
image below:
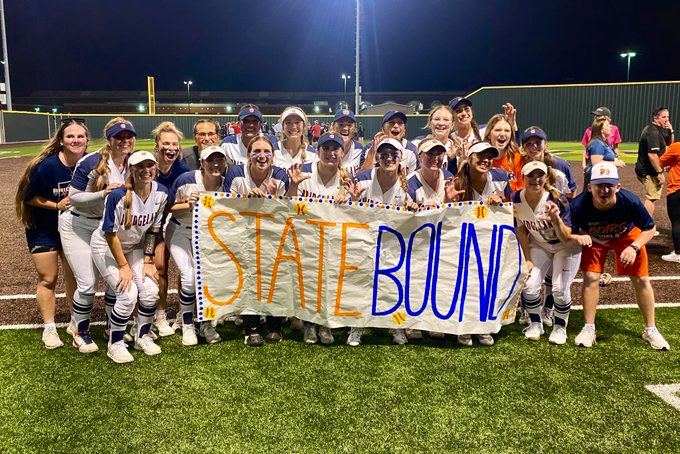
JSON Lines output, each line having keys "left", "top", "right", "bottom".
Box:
{"left": 636, "top": 175, "right": 663, "bottom": 201}
{"left": 579, "top": 227, "right": 648, "bottom": 276}
{"left": 26, "top": 229, "right": 62, "bottom": 254}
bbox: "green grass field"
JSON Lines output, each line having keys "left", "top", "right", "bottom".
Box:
{"left": 1, "top": 308, "right": 678, "bottom": 453}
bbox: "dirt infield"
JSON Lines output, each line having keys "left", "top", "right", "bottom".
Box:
{"left": 1, "top": 155, "right": 678, "bottom": 326}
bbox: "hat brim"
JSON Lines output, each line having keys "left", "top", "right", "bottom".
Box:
{"left": 420, "top": 145, "right": 446, "bottom": 154}
{"left": 590, "top": 178, "right": 619, "bottom": 186}
{"left": 383, "top": 112, "right": 407, "bottom": 124}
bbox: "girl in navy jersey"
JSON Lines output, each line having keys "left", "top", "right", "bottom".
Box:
{"left": 61, "top": 117, "right": 136, "bottom": 354}
{"left": 274, "top": 106, "right": 316, "bottom": 169}
{"left": 514, "top": 161, "right": 581, "bottom": 345}
{"left": 223, "top": 136, "right": 291, "bottom": 346}
{"left": 15, "top": 119, "right": 88, "bottom": 349}
{"left": 346, "top": 138, "right": 415, "bottom": 346}
{"left": 288, "top": 133, "right": 350, "bottom": 345}
{"left": 167, "top": 146, "right": 226, "bottom": 346}
{"left": 150, "top": 121, "right": 189, "bottom": 337}
{"left": 92, "top": 151, "right": 168, "bottom": 363}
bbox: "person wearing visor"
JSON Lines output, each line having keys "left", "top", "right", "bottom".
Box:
{"left": 90, "top": 151, "right": 169, "bottom": 363}
{"left": 167, "top": 146, "right": 228, "bottom": 346}
{"left": 452, "top": 141, "right": 511, "bottom": 205}
{"left": 552, "top": 162, "right": 669, "bottom": 350}
{"left": 221, "top": 104, "right": 277, "bottom": 169}
{"left": 62, "top": 117, "right": 136, "bottom": 354}
{"left": 360, "top": 111, "right": 418, "bottom": 175}
{"left": 275, "top": 106, "right": 317, "bottom": 169}
{"left": 224, "top": 136, "right": 292, "bottom": 347}
{"left": 513, "top": 161, "right": 581, "bottom": 345}
{"left": 346, "top": 138, "right": 415, "bottom": 347}
{"left": 330, "top": 109, "right": 364, "bottom": 177}
{"left": 289, "top": 133, "right": 351, "bottom": 345}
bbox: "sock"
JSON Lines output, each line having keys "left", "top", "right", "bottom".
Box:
{"left": 44, "top": 322, "right": 56, "bottom": 330}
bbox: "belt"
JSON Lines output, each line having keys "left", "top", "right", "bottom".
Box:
{"left": 548, "top": 239, "right": 560, "bottom": 245}
{"left": 170, "top": 217, "right": 192, "bottom": 229}
{"left": 72, "top": 212, "right": 102, "bottom": 220}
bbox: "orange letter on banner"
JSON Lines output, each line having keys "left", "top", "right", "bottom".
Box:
{"left": 240, "top": 211, "right": 275, "bottom": 301}
{"left": 335, "top": 222, "right": 369, "bottom": 316}
{"left": 204, "top": 211, "right": 243, "bottom": 305}
{"left": 305, "top": 219, "right": 336, "bottom": 312}
{"left": 267, "top": 217, "right": 306, "bottom": 307}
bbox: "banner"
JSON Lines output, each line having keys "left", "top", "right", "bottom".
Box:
{"left": 193, "top": 193, "right": 526, "bottom": 335}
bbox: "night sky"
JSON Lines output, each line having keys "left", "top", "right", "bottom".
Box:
{"left": 5, "top": 0, "right": 680, "bottom": 97}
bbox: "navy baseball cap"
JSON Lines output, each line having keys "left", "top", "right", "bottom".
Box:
{"left": 449, "top": 97, "right": 472, "bottom": 110}
{"left": 383, "top": 111, "right": 407, "bottom": 124}
{"left": 591, "top": 107, "right": 612, "bottom": 117}
{"left": 238, "top": 106, "right": 263, "bottom": 122}
{"left": 521, "top": 126, "right": 547, "bottom": 145}
{"left": 318, "top": 133, "right": 344, "bottom": 148}
{"left": 333, "top": 109, "right": 356, "bottom": 123}
{"left": 106, "top": 122, "right": 136, "bottom": 139}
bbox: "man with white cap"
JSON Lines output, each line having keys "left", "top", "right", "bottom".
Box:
{"left": 551, "top": 161, "right": 669, "bottom": 350}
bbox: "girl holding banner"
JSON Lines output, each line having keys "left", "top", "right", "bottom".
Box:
{"left": 513, "top": 161, "right": 581, "bottom": 345}
{"left": 167, "top": 145, "right": 227, "bottom": 347}
{"left": 345, "top": 138, "right": 416, "bottom": 346}
{"left": 288, "top": 133, "right": 350, "bottom": 345}
{"left": 451, "top": 141, "right": 511, "bottom": 346}
{"left": 223, "top": 136, "right": 291, "bottom": 347}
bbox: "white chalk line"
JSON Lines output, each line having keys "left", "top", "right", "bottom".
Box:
{"left": 645, "top": 384, "right": 680, "bottom": 412}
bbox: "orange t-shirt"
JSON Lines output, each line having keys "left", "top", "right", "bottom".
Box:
{"left": 493, "top": 151, "right": 524, "bottom": 192}
{"left": 660, "top": 142, "right": 680, "bottom": 195}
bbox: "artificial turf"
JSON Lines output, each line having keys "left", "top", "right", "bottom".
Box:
{"left": 0, "top": 307, "right": 678, "bottom": 453}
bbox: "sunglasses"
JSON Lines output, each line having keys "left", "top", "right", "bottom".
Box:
{"left": 61, "top": 118, "right": 86, "bottom": 124}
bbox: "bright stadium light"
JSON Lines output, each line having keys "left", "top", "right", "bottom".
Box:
{"left": 620, "top": 52, "right": 636, "bottom": 82}
{"left": 183, "top": 80, "right": 193, "bottom": 112}
{"left": 341, "top": 73, "right": 351, "bottom": 96}
{"left": 225, "top": 104, "right": 233, "bottom": 113}
{"left": 138, "top": 104, "right": 145, "bottom": 112}
{"left": 34, "top": 106, "right": 40, "bottom": 112}
{"left": 51, "top": 107, "right": 57, "bottom": 113}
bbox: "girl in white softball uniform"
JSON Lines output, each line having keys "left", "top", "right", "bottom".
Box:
{"left": 274, "top": 106, "right": 317, "bottom": 169}
{"left": 166, "top": 146, "right": 226, "bottom": 347}
{"left": 91, "top": 151, "right": 168, "bottom": 364}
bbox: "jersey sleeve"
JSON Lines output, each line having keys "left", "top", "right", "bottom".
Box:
{"left": 23, "top": 165, "right": 47, "bottom": 202}
{"left": 153, "top": 184, "right": 169, "bottom": 229}
{"left": 660, "top": 143, "right": 680, "bottom": 167}
{"left": 587, "top": 140, "right": 606, "bottom": 157}
{"left": 646, "top": 129, "right": 665, "bottom": 153}
{"left": 101, "top": 189, "right": 125, "bottom": 233}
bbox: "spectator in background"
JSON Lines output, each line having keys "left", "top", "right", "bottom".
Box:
{"left": 659, "top": 142, "right": 680, "bottom": 262}
{"left": 182, "top": 119, "right": 221, "bottom": 171}
{"left": 583, "top": 116, "right": 626, "bottom": 187}
{"left": 357, "top": 122, "right": 365, "bottom": 144}
{"left": 581, "top": 107, "right": 622, "bottom": 169}
{"left": 635, "top": 107, "right": 674, "bottom": 217}
{"left": 311, "top": 120, "right": 322, "bottom": 143}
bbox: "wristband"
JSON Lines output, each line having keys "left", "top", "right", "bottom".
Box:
{"left": 629, "top": 244, "right": 640, "bottom": 255}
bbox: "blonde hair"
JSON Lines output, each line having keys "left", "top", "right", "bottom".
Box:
{"left": 424, "top": 105, "right": 454, "bottom": 131}
{"left": 152, "top": 121, "right": 184, "bottom": 160}
{"left": 94, "top": 117, "right": 134, "bottom": 191}
{"left": 122, "top": 173, "right": 135, "bottom": 230}
{"left": 483, "top": 114, "right": 519, "bottom": 164}
{"left": 15, "top": 119, "right": 90, "bottom": 227}
{"left": 280, "top": 107, "right": 310, "bottom": 163}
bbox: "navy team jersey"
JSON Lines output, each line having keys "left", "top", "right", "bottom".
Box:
{"left": 69, "top": 151, "right": 128, "bottom": 217}
{"left": 551, "top": 156, "right": 577, "bottom": 194}
{"left": 223, "top": 163, "right": 289, "bottom": 196}
{"left": 296, "top": 162, "right": 343, "bottom": 199}
{"left": 360, "top": 139, "right": 418, "bottom": 175}
{"left": 472, "top": 168, "right": 512, "bottom": 201}
{"left": 513, "top": 190, "right": 571, "bottom": 248}
{"left": 569, "top": 188, "right": 654, "bottom": 243}
{"left": 91, "top": 181, "right": 168, "bottom": 251}
{"left": 169, "top": 170, "right": 224, "bottom": 226}
{"left": 157, "top": 159, "right": 190, "bottom": 188}
{"left": 23, "top": 153, "right": 75, "bottom": 233}
{"left": 353, "top": 168, "right": 411, "bottom": 205}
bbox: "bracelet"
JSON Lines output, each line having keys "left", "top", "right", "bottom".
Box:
{"left": 118, "top": 262, "right": 129, "bottom": 268}
{"left": 629, "top": 244, "right": 640, "bottom": 255}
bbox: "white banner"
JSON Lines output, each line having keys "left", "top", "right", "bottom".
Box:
{"left": 193, "top": 193, "right": 526, "bottom": 335}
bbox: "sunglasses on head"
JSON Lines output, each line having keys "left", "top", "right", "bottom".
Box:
{"left": 61, "top": 118, "right": 86, "bottom": 125}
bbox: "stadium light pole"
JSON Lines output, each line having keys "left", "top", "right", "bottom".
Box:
{"left": 183, "top": 80, "right": 193, "bottom": 112}
{"left": 620, "top": 52, "right": 636, "bottom": 82}
{"left": 341, "top": 73, "right": 351, "bottom": 96}
{"left": 354, "top": 0, "right": 360, "bottom": 113}
{"left": 0, "top": 0, "right": 12, "bottom": 111}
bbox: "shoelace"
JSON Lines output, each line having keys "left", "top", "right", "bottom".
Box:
{"left": 79, "top": 331, "right": 95, "bottom": 344}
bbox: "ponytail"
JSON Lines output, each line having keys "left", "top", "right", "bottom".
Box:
{"left": 122, "top": 174, "right": 134, "bottom": 230}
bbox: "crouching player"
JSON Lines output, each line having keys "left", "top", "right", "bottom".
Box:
{"left": 550, "top": 162, "right": 670, "bottom": 350}
{"left": 91, "top": 151, "right": 168, "bottom": 363}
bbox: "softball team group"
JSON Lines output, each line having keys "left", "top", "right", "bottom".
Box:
{"left": 15, "top": 98, "right": 671, "bottom": 363}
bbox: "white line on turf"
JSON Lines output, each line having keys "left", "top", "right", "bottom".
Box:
{"left": 645, "top": 384, "right": 680, "bottom": 412}
{"left": 0, "top": 289, "right": 179, "bottom": 301}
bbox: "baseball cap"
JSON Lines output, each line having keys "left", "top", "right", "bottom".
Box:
{"left": 281, "top": 106, "right": 307, "bottom": 124}
{"left": 200, "top": 145, "right": 227, "bottom": 161}
{"left": 591, "top": 107, "right": 612, "bottom": 118}
{"left": 106, "top": 122, "right": 137, "bottom": 139}
{"left": 376, "top": 138, "right": 403, "bottom": 152}
{"left": 467, "top": 141, "right": 500, "bottom": 158}
{"left": 333, "top": 109, "right": 356, "bottom": 123}
{"left": 590, "top": 161, "right": 619, "bottom": 185}
{"left": 449, "top": 97, "right": 473, "bottom": 110}
{"left": 383, "top": 111, "right": 407, "bottom": 124}
{"left": 521, "top": 161, "right": 548, "bottom": 176}
{"left": 318, "top": 133, "right": 344, "bottom": 148}
{"left": 417, "top": 138, "right": 446, "bottom": 154}
{"left": 238, "top": 106, "right": 264, "bottom": 122}
{"left": 128, "top": 150, "right": 157, "bottom": 166}
{"left": 521, "top": 126, "right": 547, "bottom": 145}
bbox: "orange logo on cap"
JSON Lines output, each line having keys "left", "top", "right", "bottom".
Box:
{"left": 599, "top": 167, "right": 610, "bottom": 176}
